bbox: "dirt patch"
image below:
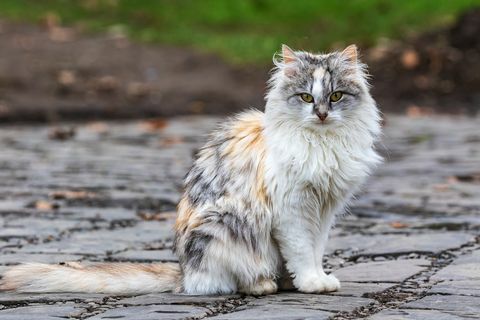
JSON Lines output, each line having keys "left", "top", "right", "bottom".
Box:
{"left": 0, "top": 8, "right": 479, "bottom": 123}
{"left": 0, "top": 21, "right": 267, "bottom": 123}
{"left": 366, "top": 8, "right": 480, "bottom": 115}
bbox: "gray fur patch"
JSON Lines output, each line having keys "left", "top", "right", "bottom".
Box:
{"left": 183, "top": 230, "right": 213, "bottom": 269}
{"left": 205, "top": 211, "right": 258, "bottom": 251}
{"left": 185, "top": 145, "right": 229, "bottom": 206}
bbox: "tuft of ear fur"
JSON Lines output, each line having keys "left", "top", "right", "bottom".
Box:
{"left": 342, "top": 44, "right": 358, "bottom": 63}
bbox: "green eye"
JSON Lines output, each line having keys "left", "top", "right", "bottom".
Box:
{"left": 330, "top": 91, "right": 343, "bottom": 102}
{"left": 300, "top": 93, "right": 314, "bottom": 103}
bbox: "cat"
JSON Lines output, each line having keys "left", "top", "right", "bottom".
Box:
{"left": 0, "top": 44, "right": 382, "bottom": 296}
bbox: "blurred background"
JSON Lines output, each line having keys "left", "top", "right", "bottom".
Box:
{"left": 0, "top": 0, "right": 479, "bottom": 123}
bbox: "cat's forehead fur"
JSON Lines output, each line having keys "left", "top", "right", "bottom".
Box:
{"left": 274, "top": 47, "right": 366, "bottom": 95}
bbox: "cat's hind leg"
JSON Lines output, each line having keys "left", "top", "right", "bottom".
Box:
{"left": 182, "top": 269, "right": 237, "bottom": 295}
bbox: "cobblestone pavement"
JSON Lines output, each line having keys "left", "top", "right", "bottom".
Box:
{"left": 0, "top": 114, "right": 479, "bottom": 319}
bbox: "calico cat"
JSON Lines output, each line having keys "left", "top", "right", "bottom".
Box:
{"left": 0, "top": 44, "right": 382, "bottom": 295}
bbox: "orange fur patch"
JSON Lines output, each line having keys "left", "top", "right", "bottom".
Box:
{"left": 175, "top": 197, "right": 192, "bottom": 233}
{"left": 223, "top": 112, "right": 270, "bottom": 206}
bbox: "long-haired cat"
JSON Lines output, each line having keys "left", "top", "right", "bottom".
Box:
{"left": 1, "top": 44, "right": 382, "bottom": 295}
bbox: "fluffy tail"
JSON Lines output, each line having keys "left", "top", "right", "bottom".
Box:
{"left": 0, "top": 262, "right": 181, "bottom": 295}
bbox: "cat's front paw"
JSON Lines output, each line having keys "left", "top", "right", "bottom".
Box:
{"left": 295, "top": 273, "right": 340, "bottom": 293}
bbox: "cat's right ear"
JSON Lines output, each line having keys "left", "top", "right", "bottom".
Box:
{"left": 280, "top": 44, "right": 299, "bottom": 77}
{"left": 282, "top": 44, "right": 297, "bottom": 64}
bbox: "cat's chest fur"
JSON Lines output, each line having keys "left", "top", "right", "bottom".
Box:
{"left": 265, "top": 127, "right": 376, "bottom": 214}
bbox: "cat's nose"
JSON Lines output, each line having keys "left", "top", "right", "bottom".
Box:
{"left": 315, "top": 109, "right": 328, "bottom": 121}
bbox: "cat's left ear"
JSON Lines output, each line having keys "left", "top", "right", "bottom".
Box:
{"left": 342, "top": 44, "right": 358, "bottom": 63}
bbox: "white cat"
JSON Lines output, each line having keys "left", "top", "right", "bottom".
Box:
{"left": 1, "top": 44, "right": 382, "bottom": 295}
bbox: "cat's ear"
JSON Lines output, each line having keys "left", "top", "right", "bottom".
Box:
{"left": 342, "top": 44, "right": 358, "bottom": 63}
{"left": 281, "top": 44, "right": 299, "bottom": 77}
{"left": 282, "top": 44, "right": 297, "bottom": 64}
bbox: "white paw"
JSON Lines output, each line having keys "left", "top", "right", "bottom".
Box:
{"left": 294, "top": 273, "right": 341, "bottom": 293}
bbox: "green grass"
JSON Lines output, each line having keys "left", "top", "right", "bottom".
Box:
{"left": 0, "top": 0, "right": 479, "bottom": 64}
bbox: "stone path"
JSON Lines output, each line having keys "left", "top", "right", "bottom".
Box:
{"left": 0, "top": 114, "right": 478, "bottom": 319}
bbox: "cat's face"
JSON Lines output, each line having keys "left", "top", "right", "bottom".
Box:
{"left": 266, "top": 45, "right": 372, "bottom": 130}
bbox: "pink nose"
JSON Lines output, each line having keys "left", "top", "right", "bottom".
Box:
{"left": 315, "top": 110, "right": 328, "bottom": 121}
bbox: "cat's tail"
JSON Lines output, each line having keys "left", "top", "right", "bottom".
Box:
{"left": 0, "top": 262, "right": 181, "bottom": 294}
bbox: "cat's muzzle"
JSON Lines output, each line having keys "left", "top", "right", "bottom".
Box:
{"left": 314, "top": 109, "right": 329, "bottom": 122}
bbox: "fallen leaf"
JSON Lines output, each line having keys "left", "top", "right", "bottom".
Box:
{"left": 85, "top": 121, "right": 110, "bottom": 134}
{"left": 406, "top": 105, "right": 434, "bottom": 118}
{"left": 48, "top": 127, "right": 76, "bottom": 141}
{"left": 401, "top": 49, "right": 420, "bottom": 69}
{"left": 160, "top": 136, "right": 184, "bottom": 147}
{"left": 139, "top": 118, "right": 168, "bottom": 132}
{"left": 127, "top": 82, "right": 150, "bottom": 98}
{"left": 189, "top": 101, "right": 206, "bottom": 114}
{"left": 454, "top": 173, "right": 480, "bottom": 184}
{"left": 34, "top": 200, "right": 59, "bottom": 211}
{"left": 94, "top": 75, "right": 118, "bottom": 92}
{"left": 50, "top": 190, "right": 97, "bottom": 200}
{"left": 137, "top": 211, "right": 176, "bottom": 221}
{"left": 446, "top": 176, "right": 459, "bottom": 184}
{"left": 57, "top": 70, "right": 76, "bottom": 87}
{"left": 389, "top": 221, "right": 409, "bottom": 229}
{"left": 433, "top": 184, "right": 450, "bottom": 192}
{"left": 49, "top": 27, "right": 75, "bottom": 42}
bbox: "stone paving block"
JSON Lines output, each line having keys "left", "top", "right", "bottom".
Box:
{"left": 0, "top": 303, "right": 85, "bottom": 320}
{"left": 16, "top": 237, "right": 130, "bottom": 255}
{"left": 364, "top": 214, "right": 480, "bottom": 234}
{"left": 89, "top": 304, "right": 210, "bottom": 320}
{"left": 426, "top": 250, "right": 480, "bottom": 299}
{"left": 403, "top": 294, "right": 480, "bottom": 318}
{"left": 63, "top": 207, "right": 139, "bottom": 221}
{"left": 328, "top": 282, "right": 394, "bottom": 297}
{"left": 431, "top": 250, "right": 480, "bottom": 282}
{"left": 333, "top": 259, "right": 429, "bottom": 282}
{"left": 210, "top": 305, "right": 332, "bottom": 320}
{"left": 4, "top": 217, "right": 92, "bottom": 233}
{"left": 17, "top": 221, "right": 175, "bottom": 255}
{"left": 455, "top": 250, "right": 480, "bottom": 264}
{"left": 117, "top": 293, "right": 236, "bottom": 305}
{"left": 327, "top": 233, "right": 475, "bottom": 256}
{"left": 429, "top": 280, "right": 480, "bottom": 297}
{"left": 0, "top": 292, "right": 108, "bottom": 304}
{"left": 246, "top": 293, "right": 376, "bottom": 313}
{"left": 368, "top": 309, "right": 466, "bottom": 320}
{"left": 112, "top": 249, "right": 178, "bottom": 262}
{"left": 69, "top": 221, "right": 173, "bottom": 244}
{"left": 431, "top": 261, "right": 480, "bottom": 282}
{"left": 0, "top": 252, "right": 84, "bottom": 265}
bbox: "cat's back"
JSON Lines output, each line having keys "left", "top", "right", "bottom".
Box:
{"left": 175, "top": 109, "right": 269, "bottom": 234}
{"left": 193, "top": 109, "right": 266, "bottom": 175}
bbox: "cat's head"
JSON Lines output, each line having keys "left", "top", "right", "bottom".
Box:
{"left": 265, "top": 44, "right": 376, "bottom": 131}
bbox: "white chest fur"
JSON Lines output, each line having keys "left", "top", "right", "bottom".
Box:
{"left": 264, "top": 122, "right": 380, "bottom": 217}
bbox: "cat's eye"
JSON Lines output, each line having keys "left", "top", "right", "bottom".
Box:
{"left": 300, "top": 93, "right": 314, "bottom": 103}
{"left": 330, "top": 91, "right": 343, "bottom": 102}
